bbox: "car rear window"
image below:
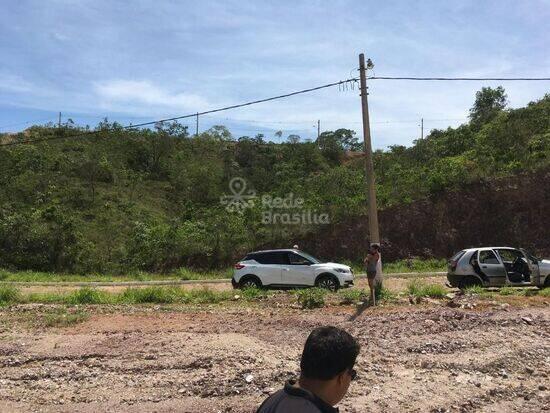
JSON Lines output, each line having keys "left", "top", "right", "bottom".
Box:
{"left": 479, "top": 250, "right": 500, "bottom": 264}
{"left": 450, "top": 250, "right": 466, "bottom": 261}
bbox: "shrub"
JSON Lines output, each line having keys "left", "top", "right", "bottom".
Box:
{"left": 66, "top": 287, "right": 109, "bottom": 305}
{"left": 376, "top": 285, "right": 397, "bottom": 302}
{"left": 297, "top": 288, "right": 327, "bottom": 309}
{"left": 0, "top": 285, "right": 20, "bottom": 305}
{"left": 338, "top": 288, "right": 366, "bottom": 305}
{"left": 240, "top": 287, "right": 269, "bottom": 300}
{"left": 119, "top": 287, "right": 180, "bottom": 304}
{"left": 407, "top": 280, "right": 446, "bottom": 298}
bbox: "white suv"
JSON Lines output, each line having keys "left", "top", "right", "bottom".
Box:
{"left": 231, "top": 249, "right": 354, "bottom": 290}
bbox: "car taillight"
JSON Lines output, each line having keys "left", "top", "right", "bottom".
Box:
{"left": 234, "top": 263, "right": 245, "bottom": 270}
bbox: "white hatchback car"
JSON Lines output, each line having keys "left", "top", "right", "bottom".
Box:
{"left": 231, "top": 249, "right": 354, "bottom": 290}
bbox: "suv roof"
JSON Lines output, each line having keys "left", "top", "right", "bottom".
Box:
{"left": 464, "top": 246, "right": 517, "bottom": 251}
{"left": 247, "top": 249, "right": 298, "bottom": 254}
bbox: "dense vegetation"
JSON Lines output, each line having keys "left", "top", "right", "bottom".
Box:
{"left": 0, "top": 87, "right": 548, "bottom": 274}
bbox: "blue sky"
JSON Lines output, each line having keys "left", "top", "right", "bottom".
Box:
{"left": 1, "top": 0, "right": 549, "bottom": 148}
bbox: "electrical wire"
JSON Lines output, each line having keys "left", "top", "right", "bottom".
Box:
{"left": 2, "top": 74, "right": 549, "bottom": 147}
{"left": 368, "top": 76, "right": 550, "bottom": 81}
{"left": 0, "top": 77, "right": 359, "bottom": 147}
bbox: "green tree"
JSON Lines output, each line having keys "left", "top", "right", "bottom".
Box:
{"left": 469, "top": 86, "right": 508, "bottom": 126}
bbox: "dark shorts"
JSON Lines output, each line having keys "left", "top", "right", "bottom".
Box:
{"left": 367, "top": 270, "right": 377, "bottom": 280}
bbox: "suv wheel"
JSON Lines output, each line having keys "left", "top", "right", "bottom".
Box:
{"left": 239, "top": 276, "right": 262, "bottom": 289}
{"left": 316, "top": 275, "right": 339, "bottom": 291}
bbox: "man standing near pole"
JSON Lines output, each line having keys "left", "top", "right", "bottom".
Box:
{"left": 364, "top": 244, "right": 380, "bottom": 305}
{"left": 358, "top": 53, "right": 382, "bottom": 298}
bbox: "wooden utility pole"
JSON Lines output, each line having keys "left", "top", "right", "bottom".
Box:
{"left": 421, "top": 117, "right": 424, "bottom": 139}
{"left": 358, "top": 53, "right": 380, "bottom": 245}
{"left": 195, "top": 113, "right": 199, "bottom": 137}
{"left": 317, "top": 119, "right": 320, "bottom": 139}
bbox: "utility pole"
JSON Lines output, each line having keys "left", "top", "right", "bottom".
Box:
{"left": 195, "top": 113, "right": 199, "bottom": 137}
{"left": 421, "top": 117, "right": 424, "bottom": 139}
{"left": 58, "top": 112, "right": 62, "bottom": 128}
{"left": 358, "top": 53, "right": 380, "bottom": 246}
{"left": 317, "top": 119, "right": 320, "bottom": 139}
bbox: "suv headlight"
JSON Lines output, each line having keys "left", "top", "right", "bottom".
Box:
{"left": 334, "top": 268, "right": 348, "bottom": 273}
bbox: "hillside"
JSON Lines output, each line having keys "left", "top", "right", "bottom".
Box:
{"left": 299, "top": 167, "right": 550, "bottom": 262}
{"left": 0, "top": 88, "right": 549, "bottom": 273}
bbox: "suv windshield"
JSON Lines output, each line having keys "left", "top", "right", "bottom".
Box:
{"left": 296, "top": 251, "right": 321, "bottom": 264}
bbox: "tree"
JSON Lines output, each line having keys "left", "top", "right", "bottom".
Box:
{"left": 287, "top": 134, "right": 301, "bottom": 144}
{"left": 202, "top": 125, "right": 232, "bottom": 141}
{"left": 469, "top": 86, "right": 508, "bottom": 126}
{"left": 317, "top": 129, "right": 361, "bottom": 164}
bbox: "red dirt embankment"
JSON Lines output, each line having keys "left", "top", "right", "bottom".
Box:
{"left": 301, "top": 168, "right": 550, "bottom": 261}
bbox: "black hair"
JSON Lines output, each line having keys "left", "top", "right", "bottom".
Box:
{"left": 371, "top": 244, "right": 380, "bottom": 251}
{"left": 300, "top": 326, "right": 360, "bottom": 380}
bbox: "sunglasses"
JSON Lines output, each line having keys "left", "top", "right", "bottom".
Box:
{"left": 349, "top": 368, "right": 357, "bottom": 381}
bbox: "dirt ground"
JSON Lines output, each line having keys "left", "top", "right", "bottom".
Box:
{"left": 0, "top": 282, "right": 549, "bottom": 412}
{"left": 15, "top": 275, "right": 446, "bottom": 294}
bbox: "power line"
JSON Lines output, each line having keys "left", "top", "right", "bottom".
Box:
{"left": 0, "top": 77, "right": 359, "bottom": 147}
{"left": 2, "top": 73, "right": 549, "bottom": 147}
{"left": 368, "top": 76, "right": 550, "bottom": 81}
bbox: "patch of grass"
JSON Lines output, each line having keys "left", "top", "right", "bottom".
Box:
{"left": 376, "top": 285, "right": 397, "bottom": 302}
{"left": 184, "top": 288, "right": 233, "bottom": 304}
{"left": 66, "top": 287, "right": 111, "bottom": 305}
{"left": 463, "top": 285, "right": 485, "bottom": 295}
{"left": 239, "top": 287, "right": 270, "bottom": 300}
{"left": 24, "top": 292, "right": 65, "bottom": 303}
{"left": 0, "top": 285, "right": 21, "bottom": 305}
{"left": 338, "top": 288, "right": 366, "bottom": 305}
{"left": 407, "top": 280, "right": 447, "bottom": 298}
{"left": 539, "top": 288, "right": 550, "bottom": 297}
{"left": 384, "top": 258, "right": 447, "bottom": 274}
{"left": 297, "top": 288, "right": 327, "bottom": 309}
{"left": 43, "top": 308, "right": 89, "bottom": 327}
{"left": 118, "top": 287, "right": 181, "bottom": 304}
{"left": 499, "top": 286, "right": 517, "bottom": 295}
{"left": 0, "top": 267, "right": 233, "bottom": 283}
{"left": 116, "top": 286, "right": 234, "bottom": 304}
{"left": 174, "top": 267, "right": 232, "bottom": 280}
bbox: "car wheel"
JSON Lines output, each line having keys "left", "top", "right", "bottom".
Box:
{"left": 316, "top": 275, "right": 339, "bottom": 291}
{"left": 458, "top": 275, "right": 482, "bottom": 290}
{"left": 239, "top": 276, "right": 262, "bottom": 289}
{"left": 539, "top": 276, "right": 550, "bottom": 289}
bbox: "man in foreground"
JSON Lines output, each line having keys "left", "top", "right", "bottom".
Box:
{"left": 257, "top": 326, "right": 360, "bottom": 413}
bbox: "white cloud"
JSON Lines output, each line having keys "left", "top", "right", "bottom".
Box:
{"left": 0, "top": 74, "right": 33, "bottom": 93}
{"left": 93, "top": 80, "right": 210, "bottom": 114}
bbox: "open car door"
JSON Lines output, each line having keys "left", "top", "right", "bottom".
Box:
{"left": 477, "top": 249, "right": 507, "bottom": 286}
{"left": 520, "top": 248, "right": 541, "bottom": 286}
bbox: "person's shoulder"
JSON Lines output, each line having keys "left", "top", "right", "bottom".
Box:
{"left": 256, "top": 389, "right": 285, "bottom": 412}
{"left": 256, "top": 388, "right": 324, "bottom": 413}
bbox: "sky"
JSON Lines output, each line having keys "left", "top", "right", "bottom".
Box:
{"left": 1, "top": 0, "right": 549, "bottom": 148}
